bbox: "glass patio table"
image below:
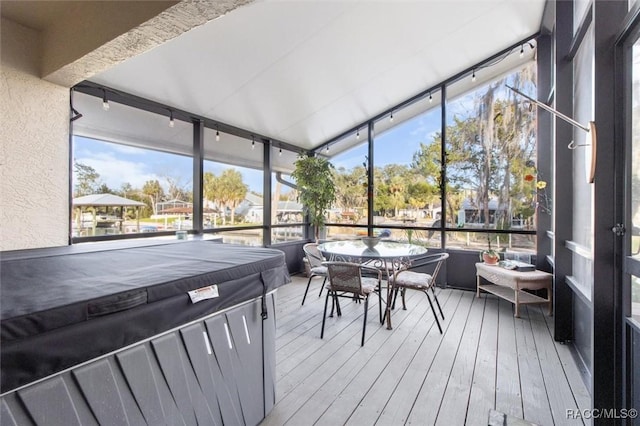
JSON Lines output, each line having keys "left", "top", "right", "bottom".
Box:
{"left": 317, "top": 240, "right": 428, "bottom": 330}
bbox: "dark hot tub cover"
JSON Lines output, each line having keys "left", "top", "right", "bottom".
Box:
{"left": 0, "top": 240, "right": 290, "bottom": 392}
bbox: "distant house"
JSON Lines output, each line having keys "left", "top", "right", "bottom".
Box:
{"left": 156, "top": 199, "right": 192, "bottom": 215}
{"left": 236, "top": 193, "right": 302, "bottom": 223}
{"left": 276, "top": 199, "right": 303, "bottom": 223}
{"left": 236, "top": 193, "right": 264, "bottom": 223}
{"left": 460, "top": 197, "right": 503, "bottom": 226}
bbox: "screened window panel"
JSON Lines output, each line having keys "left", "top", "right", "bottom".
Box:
{"left": 444, "top": 62, "right": 538, "bottom": 235}
{"left": 73, "top": 92, "right": 193, "bottom": 156}
{"left": 372, "top": 94, "right": 442, "bottom": 233}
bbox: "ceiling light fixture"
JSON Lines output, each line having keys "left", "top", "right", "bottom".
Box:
{"left": 102, "top": 89, "right": 109, "bottom": 111}
{"left": 279, "top": 148, "right": 282, "bottom": 156}
{"left": 356, "top": 129, "right": 360, "bottom": 140}
{"left": 472, "top": 69, "right": 476, "bottom": 82}
{"left": 326, "top": 144, "right": 330, "bottom": 152}
{"left": 519, "top": 45, "right": 524, "bottom": 58}
{"left": 216, "top": 128, "right": 220, "bottom": 142}
{"left": 251, "top": 136, "right": 255, "bottom": 150}
{"left": 169, "top": 110, "right": 174, "bottom": 128}
{"left": 429, "top": 92, "right": 433, "bottom": 103}
{"left": 390, "top": 112, "right": 394, "bottom": 123}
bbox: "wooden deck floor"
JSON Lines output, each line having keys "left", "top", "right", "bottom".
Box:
{"left": 261, "top": 275, "right": 591, "bottom": 426}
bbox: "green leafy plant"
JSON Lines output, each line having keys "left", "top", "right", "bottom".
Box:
{"left": 291, "top": 154, "right": 336, "bottom": 242}
{"left": 405, "top": 228, "right": 413, "bottom": 244}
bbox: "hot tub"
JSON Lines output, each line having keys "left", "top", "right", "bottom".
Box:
{"left": 1, "top": 240, "right": 289, "bottom": 425}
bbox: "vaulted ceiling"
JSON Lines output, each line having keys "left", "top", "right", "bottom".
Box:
{"left": 2, "top": 0, "right": 547, "bottom": 153}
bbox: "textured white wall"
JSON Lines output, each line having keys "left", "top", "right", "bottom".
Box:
{"left": 1, "top": 18, "right": 69, "bottom": 250}
{"left": 0, "top": 1, "right": 250, "bottom": 250}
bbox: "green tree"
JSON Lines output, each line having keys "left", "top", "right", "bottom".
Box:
{"left": 407, "top": 181, "right": 437, "bottom": 217}
{"left": 333, "top": 165, "right": 367, "bottom": 218}
{"left": 118, "top": 183, "right": 134, "bottom": 198}
{"left": 203, "top": 172, "right": 221, "bottom": 222}
{"left": 117, "top": 183, "right": 150, "bottom": 218}
{"left": 142, "top": 180, "right": 164, "bottom": 215}
{"left": 73, "top": 160, "right": 101, "bottom": 197}
{"left": 97, "top": 183, "right": 113, "bottom": 194}
{"left": 388, "top": 175, "right": 407, "bottom": 217}
{"left": 373, "top": 164, "right": 412, "bottom": 217}
{"left": 372, "top": 169, "right": 394, "bottom": 216}
{"left": 164, "top": 176, "right": 192, "bottom": 203}
{"left": 218, "top": 169, "right": 248, "bottom": 224}
{"left": 416, "top": 65, "right": 537, "bottom": 229}
{"left": 203, "top": 172, "right": 219, "bottom": 203}
{"left": 412, "top": 140, "right": 442, "bottom": 186}
{"left": 408, "top": 139, "right": 443, "bottom": 220}
{"left": 491, "top": 97, "right": 536, "bottom": 228}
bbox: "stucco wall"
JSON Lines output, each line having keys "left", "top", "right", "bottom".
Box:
{"left": 1, "top": 18, "right": 69, "bottom": 250}
{"left": 41, "top": 1, "right": 178, "bottom": 79}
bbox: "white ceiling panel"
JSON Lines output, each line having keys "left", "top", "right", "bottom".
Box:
{"left": 88, "top": 0, "right": 546, "bottom": 151}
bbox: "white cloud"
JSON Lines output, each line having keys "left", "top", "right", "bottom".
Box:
{"left": 110, "top": 144, "right": 147, "bottom": 155}
{"left": 76, "top": 152, "right": 160, "bottom": 190}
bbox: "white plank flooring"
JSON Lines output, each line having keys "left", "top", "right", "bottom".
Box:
{"left": 262, "top": 275, "right": 591, "bottom": 426}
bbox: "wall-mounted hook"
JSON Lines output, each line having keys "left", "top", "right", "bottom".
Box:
{"left": 567, "top": 140, "right": 591, "bottom": 150}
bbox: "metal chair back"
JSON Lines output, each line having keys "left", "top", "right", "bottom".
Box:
{"left": 326, "top": 262, "right": 365, "bottom": 295}
{"left": 303, "top": 243, "right": 325, "bottom": 269}
{"left": 406, "top": 252, "right": 449, "bottom": 287}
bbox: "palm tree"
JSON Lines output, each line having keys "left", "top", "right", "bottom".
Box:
{"left": 218, "top": 169, "right": 248, "bottom": 224}
{"left": 389, "top": 175, "right": 406, "bottom": 218}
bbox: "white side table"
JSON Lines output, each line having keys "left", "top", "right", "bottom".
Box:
{"left": 476, "top": 262, "right": 552, "bottom": 318}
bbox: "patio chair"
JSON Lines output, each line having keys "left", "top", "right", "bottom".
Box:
{"left": 321, "top": 262, "right": 382, "bottom": 346}
{"left": 301, "top": 243, "right": 328, "bottom": 305}
{"left": 390, "top": 252, "right": 448, "bottom": 334}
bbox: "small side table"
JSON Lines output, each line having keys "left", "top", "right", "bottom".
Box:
{"left": 476, "top": 262, "right": 552, "bottom": 318}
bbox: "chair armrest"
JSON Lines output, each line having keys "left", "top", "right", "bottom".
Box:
{"left": 407, "top": 253, "right": 449, "bottom": 269}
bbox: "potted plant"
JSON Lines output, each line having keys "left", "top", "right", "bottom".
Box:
{"left": 480, "top": 235, "right": 500, "bottom": 265}
{"left": 291, "top": 154, "right": 336, "bottom": 242}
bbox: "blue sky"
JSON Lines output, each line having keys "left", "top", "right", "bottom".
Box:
{"left": 74, "top": 105, "right": 443, "bottom": 195}
{"left": 332, "top": 109, "right": 441, "bottom": 171}
{"left": 72, "top": 77, "right": 515, "bottom": 195}
{"left": 74, "top": 136, "right": 268, "bottom": 194}
{"left": 74, "top": 109, "right": 441, "bottom": 196}
{"left": 74, "top": 137, "right": 194, "bottom": 191}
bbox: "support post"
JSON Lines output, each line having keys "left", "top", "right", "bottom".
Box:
{"left": 192, "top": 120, "right": 204, "bottom": 234}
